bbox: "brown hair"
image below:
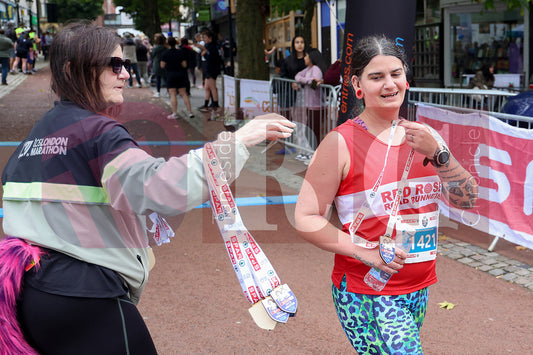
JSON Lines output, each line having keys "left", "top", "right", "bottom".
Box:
{"left": 351, "top": 34, "right": 409, "bottom": 78}
{"left": 154, "top": 33, "right": 166, "bottom": 46}
{"left": 49, "top": 21, "right": 123, "bottom": 112}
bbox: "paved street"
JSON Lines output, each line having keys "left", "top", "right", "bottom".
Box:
{"left": 1, "top": 58, "right": 532, "bottom": 354}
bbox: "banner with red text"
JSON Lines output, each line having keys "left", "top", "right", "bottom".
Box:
{"left": 417, "top": 104, "right": 533, "bottom": 250}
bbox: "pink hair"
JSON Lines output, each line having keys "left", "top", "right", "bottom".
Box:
{"left": 0, "top": 237, "right": 42, "bottom": 355}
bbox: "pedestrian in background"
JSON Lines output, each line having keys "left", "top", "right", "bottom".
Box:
{"left": 293, "top": 48, "right": 326, "bottom": 164}
{"left": 0, "top": 28, "right": 14, "bottom": 85}
{"left": 41, "top": 30, "right": 54, "bottom": 61}
{"left": 294, "top": 34, "right": 478, "bottom": 354}
{"left": 160, "top": 36, "right": 194, "bottom": 119}
{"left": 150, "top": 33, "right": 167, "bottom": 97}
{"left": 11, "top": 31, "right": 33, "bottom": 75}
{"left": 0, "top": 21, "right": 295, "bottom": 354}
{"left": 179, "top": 37, "right": 196, "bottom": 94}
{"left": 27, "top": 28, "right": 40, "bottom": 73}
{"left": 223, "top": 36, "right": 236, "bottom": 76}
{"left": 123, "top": 32, "right": 142, "bottom": 88}
{"left": 193, "top": 32, "right": 205, "bottom": 88}
{"left": 275, "top": 35, "right": 307, "bottom": 155}
{"left": 468, "top": 63, "right": 495, "bottom": 90}
{"left": 135, "top": 37, "right": 149, "bottom": 84}
{"left": 5, "top": 23, "right": 17, "bottom": 71}
{"left": 198, "top": 30, "right": 221, "bottom": 111}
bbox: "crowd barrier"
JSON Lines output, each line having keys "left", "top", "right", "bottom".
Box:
{"left": 408, "top": 87, "right": 533, "bottom": 129}
{"left": 223, "top": 77, "right": 533, "bottom": 155}
{"left": 269, "top": 77, "right": 338, "bottom": 153}
{"left": 408, "top": 87, "right": 516, "bottom": 113}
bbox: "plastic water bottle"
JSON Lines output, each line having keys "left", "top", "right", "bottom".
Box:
{"left": 364, "top": 229, "right": 414, "bottom": 292}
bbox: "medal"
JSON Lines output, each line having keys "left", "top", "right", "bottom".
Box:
{"left": 379, "top": 235, "right": 395, "bottom": 265}
{"left": 203, "top": 142, "right": 298, "bottom": 329}
{"left": 261, "top": 297, "right": 290, "bottom": 323}
{"left": 270, "top": 284, "right": 298, "bottom": 315}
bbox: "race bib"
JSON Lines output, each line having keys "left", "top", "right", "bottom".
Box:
{"left": 396, "top": 211, "right": 439, "bottom": 263}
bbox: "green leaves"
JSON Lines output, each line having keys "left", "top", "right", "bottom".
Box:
{"left": 54, "top": 0, "right": 105, "bottom": 22}
{"left": 473, "top": 0, "right": 530, "bottom": 11}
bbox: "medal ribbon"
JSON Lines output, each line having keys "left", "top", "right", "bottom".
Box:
{"left": 202, "top": 143, "right": 286, "bottom": 305}
{"left": 349, "top": 120, "right": 415, "bottom": 247}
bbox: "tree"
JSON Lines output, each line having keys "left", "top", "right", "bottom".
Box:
{"left": 476, "top": 0, "right": 530, "bottom": 10}
{"left": 112, "top": 0, "right": 192, "bottom": 40}
{"left": 235, "top": 0, "right": 269, "bottom": 80}
{"left": 269, "top": 0, "right": 316, "bottom": 48}
{"left": 52, "top": 0, "right": 104, "bottom": 23}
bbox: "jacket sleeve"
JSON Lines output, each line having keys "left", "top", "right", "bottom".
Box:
{"left": 101, "top": 131, "right": 249, "bottom": 217}
{"left": 295, "top": 68, "right": 306, "bottom": 83}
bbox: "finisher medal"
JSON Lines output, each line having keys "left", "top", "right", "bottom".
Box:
{"left": 270, "top": 284, "right": 298, "bottom": 315}
{"left": 379, "top": 235, "right": 395, "bottom": 265}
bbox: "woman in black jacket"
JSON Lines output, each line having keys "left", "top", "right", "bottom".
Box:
{"left": 275, "top": 35, "right": 307, "bottom": 154}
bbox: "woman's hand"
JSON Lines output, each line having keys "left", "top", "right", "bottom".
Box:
{"left": 400, "top": 120, "right": 439, "bottom": 158}
{"left": 400, "top": 120, "right": 478, "bottom": 210}
{"left": 235, "top": 113, "right": 296, "bottom": 147}
{"left": 292, "top": 82, "right": 301, "bottom": 91}
{"left": 354, "top": 246, "right": 408, "bottom": 274}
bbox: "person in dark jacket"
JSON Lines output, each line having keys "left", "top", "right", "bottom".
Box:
{"left": 197, "top": 30, "right": 221, "bottom": 111}
{"left": 0, "top": 28, "right": 14, "bottom": 85}
{"left": 135, "top": 37, "right": 149, "bottom": 84}
{"left": 275, "top": 35, "right": 307, "bottom": 154}
{"left": 150, "top": 33, "right": 167, "bottom": 97}
{"left": 160, "top": 37, "right": 194, "bottom": 119}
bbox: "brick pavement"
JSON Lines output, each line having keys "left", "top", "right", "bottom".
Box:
{"left": 2, "top": 57, "right": 532, "bottom": 293}
{"left": 0, "top": 58, "right": 49, "bottom": 100}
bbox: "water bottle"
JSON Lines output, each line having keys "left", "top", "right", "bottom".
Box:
{"left": 364, "top": 229, "right": 414, "bottom": 292}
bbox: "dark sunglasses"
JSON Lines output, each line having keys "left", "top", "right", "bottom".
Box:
{"left": 109, "top": 57, "right": 131, "bottom": 75}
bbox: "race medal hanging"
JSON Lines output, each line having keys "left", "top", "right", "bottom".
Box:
{"left": 270, "top": 284, "right": 298, "bottom": 315}
{"left": 203, "top": 142, "right": 297, "bottom": 330}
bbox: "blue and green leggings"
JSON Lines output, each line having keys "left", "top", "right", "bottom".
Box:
{"left": 332, "top": 277, "right": 428, "bottom": 355}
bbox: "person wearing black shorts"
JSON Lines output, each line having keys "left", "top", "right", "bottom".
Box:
{"left": 160, "top": 36, "right": 194, "bottom": 119}
{"left": 11, "top": 31, "right": 32, "bottom": 74}
{"left": 198, "top": 30, "right": 221, "bottom": 111}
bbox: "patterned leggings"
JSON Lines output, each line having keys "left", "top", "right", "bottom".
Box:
{"left": 332, "top": 277, "right": 428, "bottom": 355}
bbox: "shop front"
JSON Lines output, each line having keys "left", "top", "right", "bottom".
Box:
{"left": 442, "top": 0, "right": 528, "bottom": 89}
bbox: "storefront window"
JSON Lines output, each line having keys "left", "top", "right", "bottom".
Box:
{"left": 449, "top": 8, "right": 523, "bottom": 87}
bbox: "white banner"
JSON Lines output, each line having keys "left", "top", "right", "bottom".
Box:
{"left": 417, "top": 104, "right": 533, "bottom": 250}
{"left": 239, "top": 79, "right": 271, "bottom": 119}
{"left": 223, "top": 75, "right": 236, "bottom": 114}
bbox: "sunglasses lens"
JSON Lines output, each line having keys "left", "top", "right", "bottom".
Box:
{"left": 109, "top": 57, "right": 129, "bottom": 74}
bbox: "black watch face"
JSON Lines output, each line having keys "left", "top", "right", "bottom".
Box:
{"left": 437, "top": 150, "right": 450, "bottom": 165}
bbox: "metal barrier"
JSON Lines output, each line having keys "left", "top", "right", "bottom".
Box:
{"left": 408, "top": 87, "right": 533, "bottom": 129}
{"left": 270, "top": 77, "right": 338, "bottom": 153}
{"left": 408, "top": 87, "right": 517, "bottom": 112}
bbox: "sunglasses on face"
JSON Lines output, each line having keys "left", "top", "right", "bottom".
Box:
{"left": 109, "top": 57, "right": 131, "bottom": 75}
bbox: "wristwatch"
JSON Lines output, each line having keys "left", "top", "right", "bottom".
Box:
{"left": 423, "top": 146, "right": 450, "bottom": 167}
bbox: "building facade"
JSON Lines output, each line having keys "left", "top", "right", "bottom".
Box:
{"left": 0, "top": 0, "right": 38, "bottom": 29}
{"left": 316, "top": 0, "right": 529, "bottom": 89}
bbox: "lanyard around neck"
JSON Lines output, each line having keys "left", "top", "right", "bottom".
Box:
{"left": 348, "top": 119, "right": 415, "bottom": 247}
